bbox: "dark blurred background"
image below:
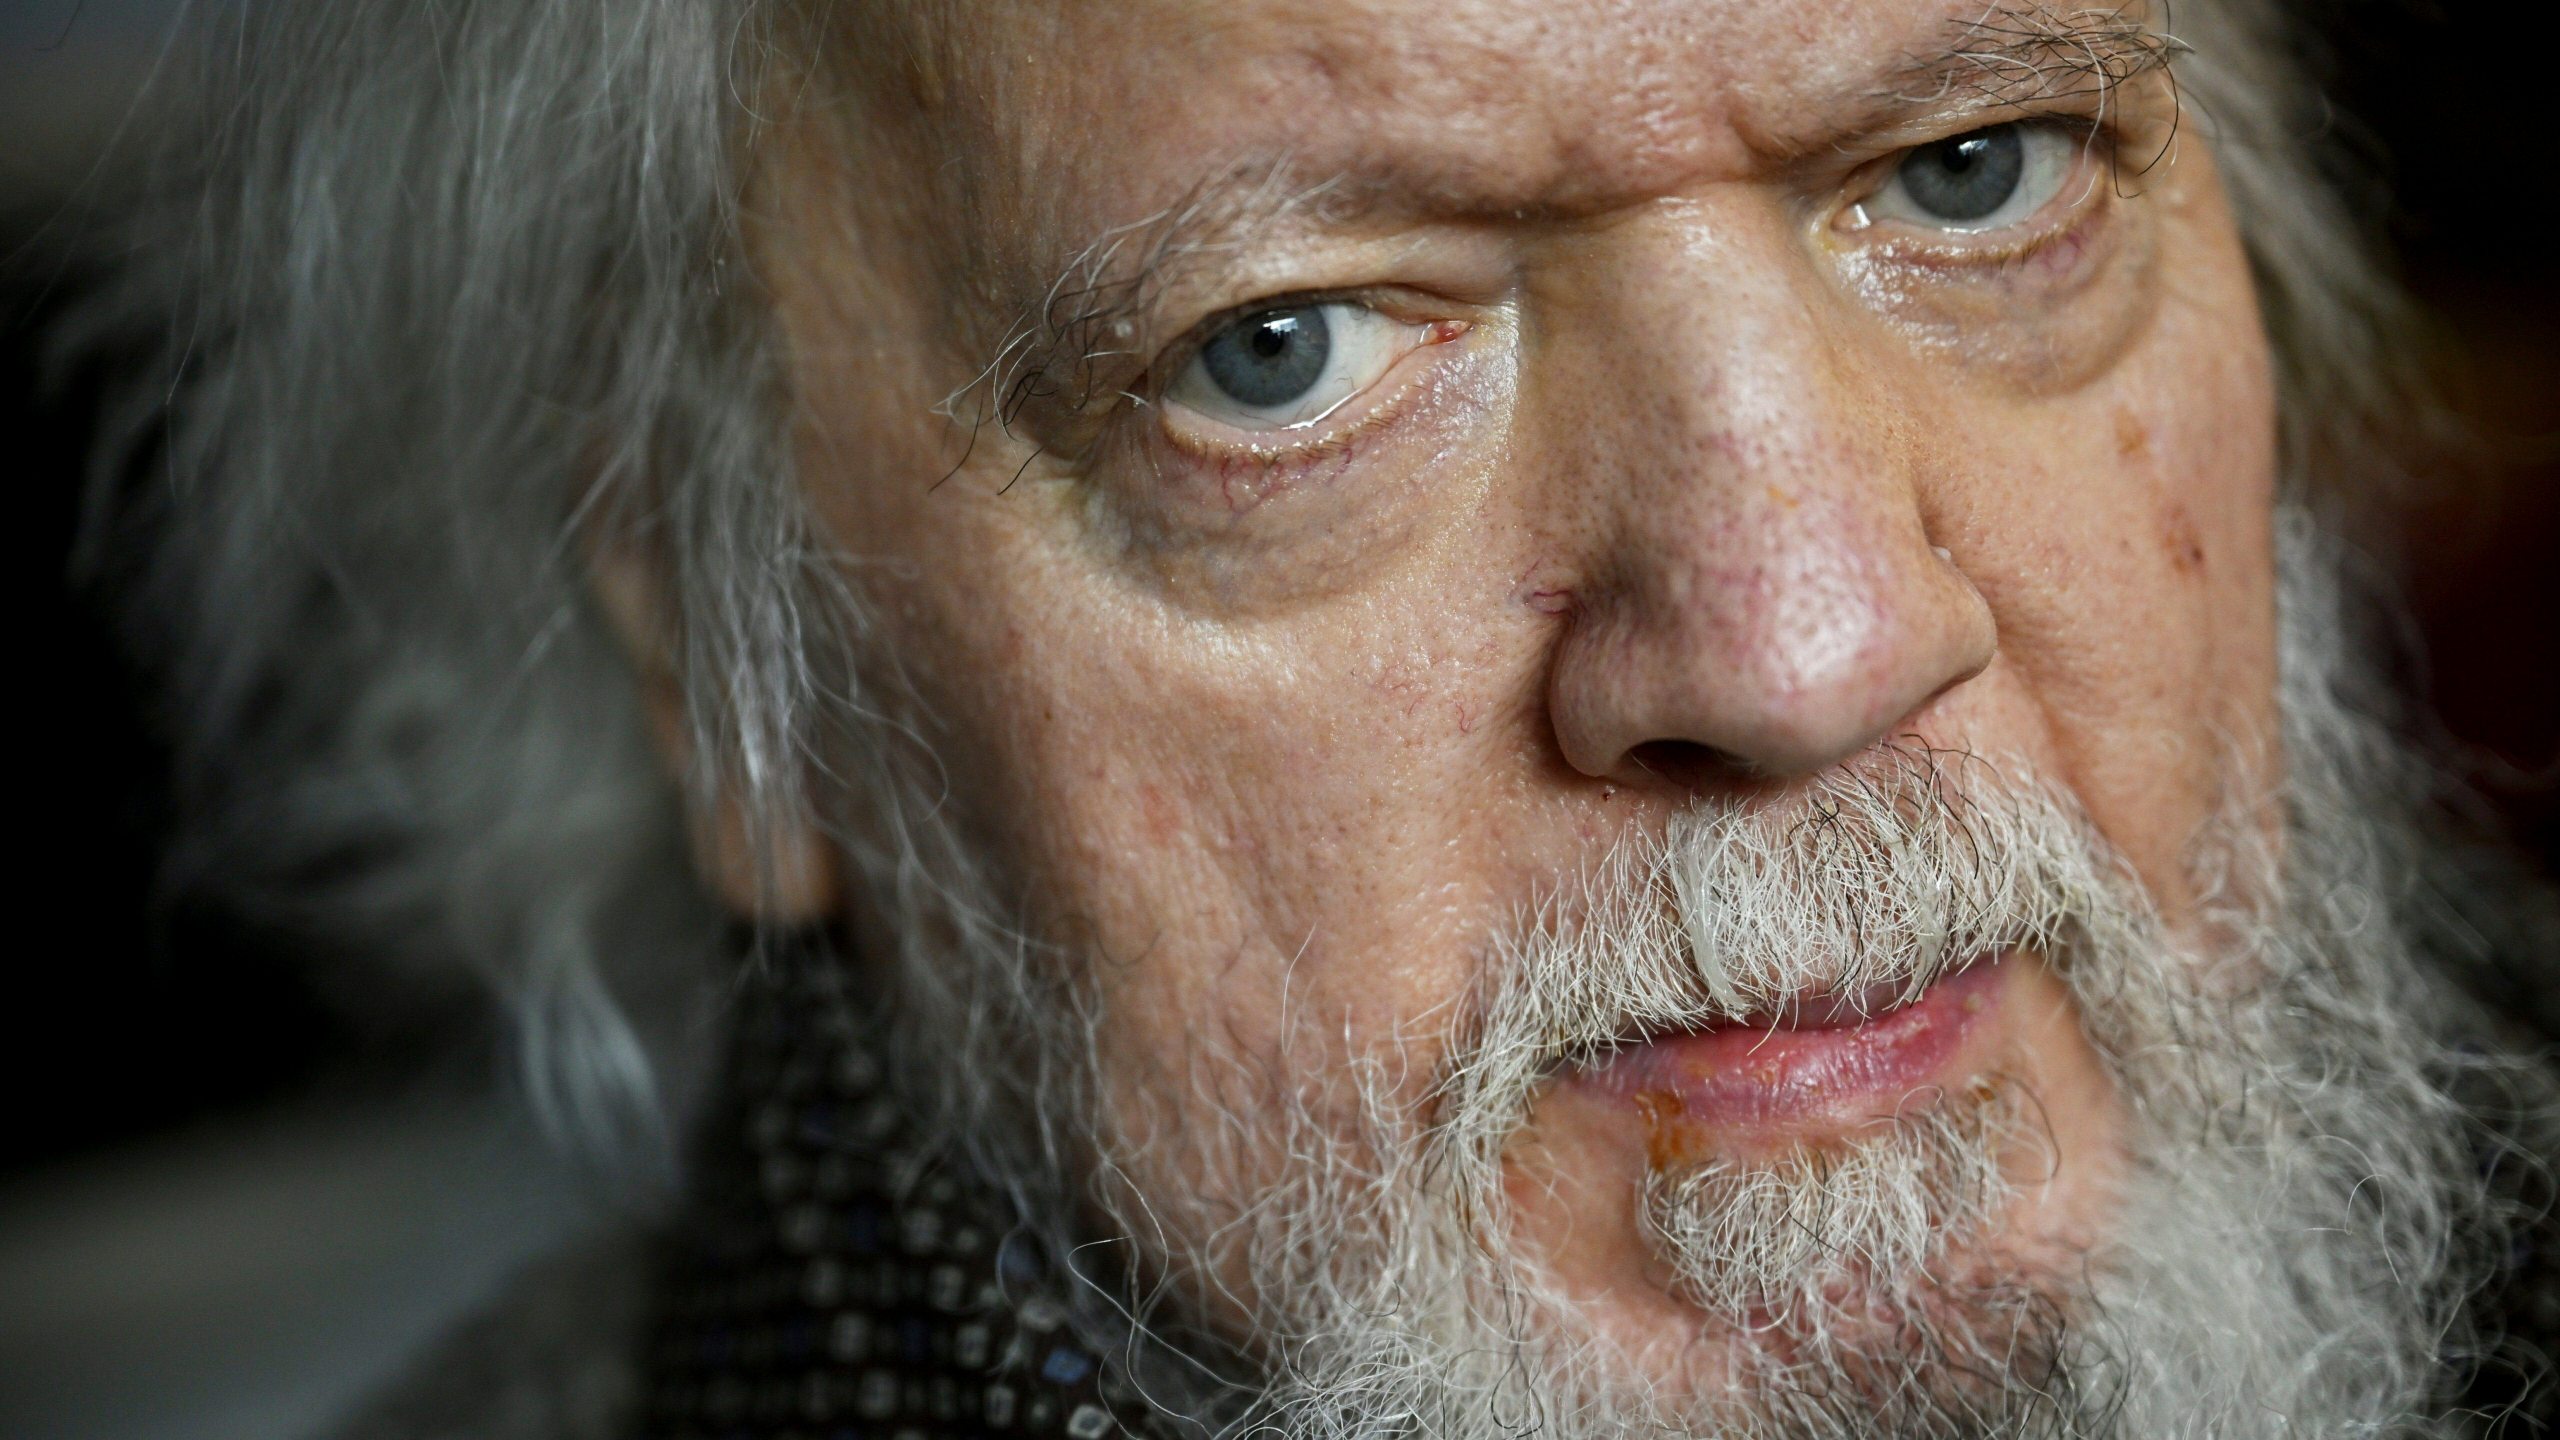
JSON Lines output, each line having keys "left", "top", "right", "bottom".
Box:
{"left": 4, "top": 17, "right": 587, "bottom": 1439}
{"left": 0, "top": 1, "right": 2553, "bottom": 1436}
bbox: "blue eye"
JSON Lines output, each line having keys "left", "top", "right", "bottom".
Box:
{"left": 1199, "top": 306, "right": 1332, "bottom": 411}
{"left": 1869, "top": 122, "right": 2079, "bottom": 233}
{"left": 1899, "top": 128, "right": 2025, "bottom": 222}
{"left": 1167, "top": 301, "right": 1427, "bottom": 432}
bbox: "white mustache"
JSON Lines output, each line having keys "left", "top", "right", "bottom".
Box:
{"left": 1436, "top": 743, "right": 2113, "bottom": 1161}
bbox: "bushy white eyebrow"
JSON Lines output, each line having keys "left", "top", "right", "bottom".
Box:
{"left": 1886, "top": 3, "right": 2188, "bottom": 110}
{"left": 937, "top": 157, "right": 1343, "bottom": 472}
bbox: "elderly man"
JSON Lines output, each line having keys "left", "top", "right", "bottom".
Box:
{"left": 94, "top": 0, "right": 2556, "bottom": 1435}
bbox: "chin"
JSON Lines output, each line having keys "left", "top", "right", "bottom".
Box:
{"left": 1492, "top": 950, "right": 2124, "bottom": 1416}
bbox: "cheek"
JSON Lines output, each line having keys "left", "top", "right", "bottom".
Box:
{"left": 2151, "top": 335, "right": 2281, "bottom": 722}
{"left": 870, "top": 510, "right": 1560, "bottom": 1083}
{"left": 2110, "top": 197, "right": 2284, "bottom": 768}
{"left": 2151, "top": 162, "right": 2283, "bottom": 698}
{"left": 1970, "top": 295, "right": 2278, "bottom": 917}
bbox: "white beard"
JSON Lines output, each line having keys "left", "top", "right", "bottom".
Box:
{"left": 857, "top": 512, "right": 2550, "bottom": 1439}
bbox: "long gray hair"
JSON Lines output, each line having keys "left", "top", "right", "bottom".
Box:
{"left": 75, "top": 0, "right": 2426, "bottom": 1178}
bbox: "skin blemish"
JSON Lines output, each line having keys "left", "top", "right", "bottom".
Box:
{"left": 1138, "top": 782, "right": 1182, "bottom": 845}
{"left": 1636, "top": 1087, "right": 1709, "bottom": 1170}
{"left": 1510, "top": 557, "right": 1578, "bottom": 616}
{"left": 2114, "top": 406, "right": 2150, "bottom": 459}
{"left": 2161, "top": 500, "right": 2206, "bottom": 575}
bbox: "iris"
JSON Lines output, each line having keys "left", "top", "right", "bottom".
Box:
{"left": 1896, "top": 125, "right": 2027, "bottom": 223}
{"left": 1199, "top": 305, "right": 1331, "bottom": 410}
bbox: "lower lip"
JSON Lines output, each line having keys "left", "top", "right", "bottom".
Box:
{"left": 1577, "top": 956, "right": 2009, "bottom": 1137}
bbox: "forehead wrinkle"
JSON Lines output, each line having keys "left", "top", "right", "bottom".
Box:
{"left": 964, "top": 0, "right": 2178, "bottom": 263}
{"left": 934, "top": 0, "right": 2187, "bottom": 435}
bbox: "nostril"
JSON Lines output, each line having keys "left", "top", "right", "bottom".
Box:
{"left": 1624, "top": 738, "right": 1753, "bottom": 792}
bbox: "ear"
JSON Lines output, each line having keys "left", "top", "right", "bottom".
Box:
{"left": 587, "top": 530, "right": 843, "bottom": 926}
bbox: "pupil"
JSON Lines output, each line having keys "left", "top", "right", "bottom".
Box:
{"left": 1201, "top": 304, "right": 1332, "bottom": 411}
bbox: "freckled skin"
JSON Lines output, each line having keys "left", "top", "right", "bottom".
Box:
{"left": 729, "top": 0, "right": 2282, "bottom": 1390}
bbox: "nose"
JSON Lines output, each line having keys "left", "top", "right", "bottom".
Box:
{"left": 1541, "top": 234, "right": 1996, "bottom": 787}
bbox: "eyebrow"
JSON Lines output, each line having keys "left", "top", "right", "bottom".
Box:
{"left": 1882, "top": 3, "right": 2188, "bottom": 110}
{"left": 947, "top": 2, "right": 2188, "bottom": 452}
{"left": 937, "top": 159, "right": 1348, "bottom": 449}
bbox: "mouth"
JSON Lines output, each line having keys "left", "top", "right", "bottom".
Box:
{"left": 1571, "top": 953, "right": 2013, "bottom": 1139}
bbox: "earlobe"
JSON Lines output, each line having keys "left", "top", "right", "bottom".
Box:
{"left": 588, "top": 531, "right": 844, "bottom": 926}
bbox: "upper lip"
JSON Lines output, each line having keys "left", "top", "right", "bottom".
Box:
{"left": 1725, "top": 975, "right": 1935, "bottom": 1032}
{"left": 1546, "top": 953, "right": 2005, "bottom": 1088}
{"left": 1583, "top": 955, "right": 1987, "bottom": 1063}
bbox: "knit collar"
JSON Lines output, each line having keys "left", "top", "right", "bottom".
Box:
{"left": 640, "top": 948, "right": 1186, "bottom": 1439}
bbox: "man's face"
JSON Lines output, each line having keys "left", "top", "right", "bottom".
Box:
{"left": 754, "top": 0, "right": 2307, "bottom": 1422}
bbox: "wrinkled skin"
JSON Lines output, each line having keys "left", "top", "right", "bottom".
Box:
{"left": 690, "top": 0, "right": 2279, "bottom": 1390}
